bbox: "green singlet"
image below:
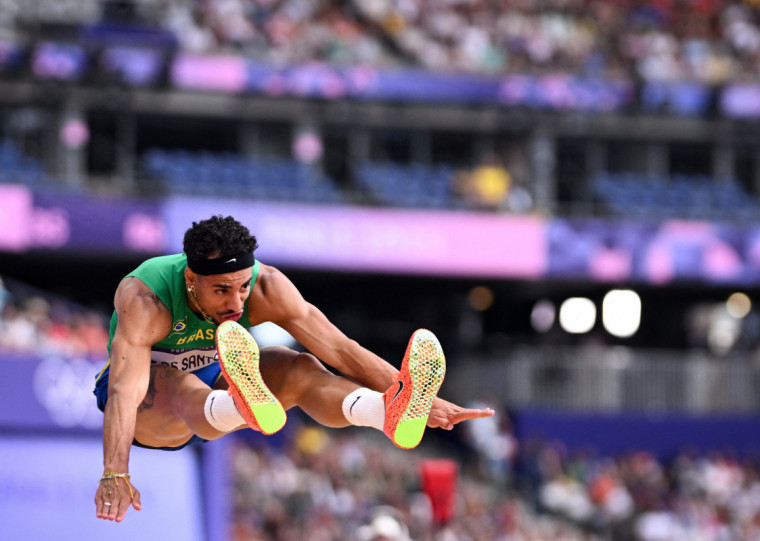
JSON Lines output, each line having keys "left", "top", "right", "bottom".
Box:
{"left": 104, "top": 253, "right": 260, "bottom": 373}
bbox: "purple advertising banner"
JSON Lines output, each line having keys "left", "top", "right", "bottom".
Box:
{"left": 31, "top": 192, "right": 166, "bottom": 253}
{"left": 0, "top": 184, "right": 33, "bottom": 251}
{"left": 498, "top": 74, "right": 633, "bottom": 112}
{"left": 171, "top": 52, "right": 250, "bottom": 93}
{"left": 0, "top": 436, "right": 204, "bottom": 541}
{"left": 640, "top": 81, "right": 713, "bottom": 116}
{"left": 163, "top": 197, "right": 547, "bottom": 279}
{"left": 548, "top": 217, "right": 760, "bottom": 285}
{"left": 0, "top": 354, "right": 102, "bottom": 432}
{"left": 164, "top": 197, "right": 760, "bottom": 285}
{"left": 0, "top": 352, "right": 230, "bottom": 541}
{"left": 514, "top": 409, "right": 760, "bottom": 461}
{"left": 7, "top": 189, "right": 760, "bottom": 286}
{"left": 171, "top": 55, "right": 635, "bottom": 112}
{"left": 720, "top": 83, "right": 760, "bottom": 119}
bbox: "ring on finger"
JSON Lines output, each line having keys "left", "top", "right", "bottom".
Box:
{"left": 104, "top": 502, "right": 112, "bottom": 507}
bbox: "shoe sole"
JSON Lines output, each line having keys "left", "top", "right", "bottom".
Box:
{"left": 390, "top": 329, "right": 446, "bottom": 449}
{"left": 215, "top": 321, "right": 286, "bottom": 435}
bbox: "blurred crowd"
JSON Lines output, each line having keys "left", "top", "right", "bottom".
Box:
{"left": 230, "top": 422, "right": 596, "bottom": 541}
{"left": 230, "top": 415, "right": 760, "bottom": 541}
{"left": 156, "top": 0, "right": 760, "bottom": 83}
{"left": 161, "top": 0, "right": 396, "bottom": 66}
{"left": 521, "top": 442, "right": 760, "bottom": 541}
{"left": 0, "top": 276, "right": 109, "bottom": 358}
{"left": 353, "top": 0, "right": 760, "bottom": 82}
{"left": 520, "top": 437, "right": 760, "bottom": 541}
{"left": 9, "top": 0, "right": 757, "bottom": 83}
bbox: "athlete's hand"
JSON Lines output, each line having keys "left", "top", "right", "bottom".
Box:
{"left": 95, "top": 474, "right": 142, "bottom": 522}
{"left": 427, "top": 397, "right": 494, "bottom": 430}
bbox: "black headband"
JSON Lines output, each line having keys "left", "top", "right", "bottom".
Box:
{"left": 187, "top": 252, "right": 255, "bottom": 275}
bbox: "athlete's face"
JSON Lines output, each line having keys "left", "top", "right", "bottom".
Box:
{"left": 185, "top": 267, "right": 253, "bottom": 324}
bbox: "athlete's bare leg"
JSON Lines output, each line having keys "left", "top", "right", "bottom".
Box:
{"left": 132, "top": 364, "right": 229, "bottom": 448}
{"left": 132, "top": 346, "right": 360, "bottom": 448}
{"left": 258, "top": 346, "right": 360, "bottom": 427}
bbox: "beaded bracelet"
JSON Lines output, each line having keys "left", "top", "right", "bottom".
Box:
{"left": 99, "top": 472, "right": 135, "bottom": 499}
{"left": 101, "top": 472, "right": 130, "bottom": 480}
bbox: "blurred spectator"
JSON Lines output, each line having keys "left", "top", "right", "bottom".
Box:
{"left": 0, "top": 277, "right": 9, "bottom": 311}
{"left": 454, "top": 154, "right": 512, "bottom": 212}
{"left": 464, "top": 400, "right": 518, "bottom": 487}
{"left": 0, "top": 276, "right": 109, "bottom": 358}
{"left": 0, "top": 303, "right": 38, "bottom": 352}
{"left": 357, "top": 506, "right": 411, "bottom": 541}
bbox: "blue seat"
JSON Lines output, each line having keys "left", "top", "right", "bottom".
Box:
{"left": 593, "top": 171, "right": 760, "bottom": 221}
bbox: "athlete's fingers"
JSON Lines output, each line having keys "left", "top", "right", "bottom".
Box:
{"left": 115, "top": 502, "right": 128, "bottom": 523}
{"left": 97, "top": 500, "right": 113, "bottom": 519}
{"left": 427, "top": 406, "right": 495, "bottom": 430}
{"left": 113, "top": 482, "right": 141, "bottom": 521}
{"left": 95, "top": 488, "right": 114, "bottom": 519}
{"left": 106, "top": 500, "right": 119, "bottom": 521}
{"left": 451, "top": 407, "right": 495, "bottom": 425}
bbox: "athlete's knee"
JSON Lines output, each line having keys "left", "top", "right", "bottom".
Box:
{"left": 286, "top": 351, "right": 330, "bottom": 381}
{"left": 271, "top": 350, "right": 331, "bottom": 403}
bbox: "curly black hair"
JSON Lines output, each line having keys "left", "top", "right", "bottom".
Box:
{"left": 183, "top": 215, "right": 259, "bottom": 260}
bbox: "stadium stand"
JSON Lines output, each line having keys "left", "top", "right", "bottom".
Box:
{"left": 141, "top": 148, "right": 345, "bottom": 203}
{"left": 0, "top": 139, "right": 55, "bottom": 190}
{"left": 593, "top": 172, "right": 760, "bottom": 221}
{"left": 2, "top": 2, "right": 760, "bottom": 540}
{"left": 355, "top": 161, "right": 458, "bottom": 209}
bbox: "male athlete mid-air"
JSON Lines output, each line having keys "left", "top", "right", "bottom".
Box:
{"left": 94, "top": 215, "right": 493, "bottom": 522}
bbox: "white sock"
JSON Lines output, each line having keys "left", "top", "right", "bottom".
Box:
{"left": 342, "top": 388, "right": 385, "bottom": 431}
{"left": 204, "top": 390, "right": 246, "bottom": 432}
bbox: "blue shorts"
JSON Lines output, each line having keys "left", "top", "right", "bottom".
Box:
{"left": 93, "top": 362, "right": 223, "bottom": 451}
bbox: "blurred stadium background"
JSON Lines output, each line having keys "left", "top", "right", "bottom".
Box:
{"left": 1, "top": 0, "right": 760, "bottom": 539}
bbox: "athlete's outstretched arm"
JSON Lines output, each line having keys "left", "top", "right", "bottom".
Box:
{"left": 252, "top": 266, "right": 494, "bottom": 429}
{"left": 95, "top": 278, "right": 170, "bottom": 522}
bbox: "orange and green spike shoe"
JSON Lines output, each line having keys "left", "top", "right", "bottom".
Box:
{"left": 216, "top": 321, "right": 286, "bottom": 435}
{"left": 383, "top": 329, "right": 446, "bottom": 449}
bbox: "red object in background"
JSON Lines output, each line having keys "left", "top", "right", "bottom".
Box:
{"left": 421, "top": 458, "right": 458, "bottom": 525}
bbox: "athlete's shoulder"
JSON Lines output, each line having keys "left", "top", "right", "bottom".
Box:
{"left": 254, "top": 262, "right": 293, "bottom": 292}
{"left": 115, "top": 275, "right": 164, "bottom": 306}
{"left": 114, "top": 276, "right": 169, "bottom": 318}
{"left": 247, "top": 262, "right": 306, "bottom": 321}
{"left": 114, "top": 275, "right": 172, "bottom": 331}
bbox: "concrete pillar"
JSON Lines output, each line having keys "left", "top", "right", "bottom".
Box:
{"left": 57, "top": 99, "right": 87, "bottom": 188}
{"left": 529, "top": 127, "right": 557, "bottom": 213}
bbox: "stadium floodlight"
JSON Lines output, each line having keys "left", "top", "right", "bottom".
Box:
{"left": 531, "top": 299, "right": 556, "bottom": 333}
{"left": 467, "top": 286, "right": 494, "bottom": 311}
{"left": 602, "top": 289, "right": 641, "bottom": 338}
{"left": 726, "top": 292, "right": 751, "bottom": 319}
{"left": 559, "top": 297, "right": 596, "bottom": 334}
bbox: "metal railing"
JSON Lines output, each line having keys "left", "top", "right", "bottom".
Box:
{"left": 449, "top": 345, "right": 760, "bottom": 413}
